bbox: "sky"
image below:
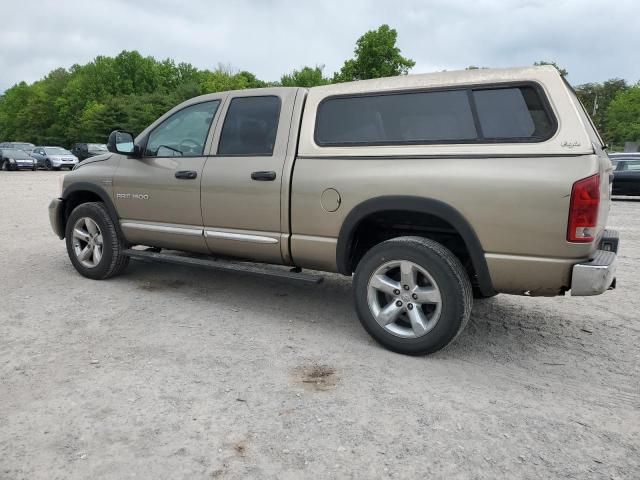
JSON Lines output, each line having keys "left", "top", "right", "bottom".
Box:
{"left": 1, "top": 0, "right": 638, "bottom": 93}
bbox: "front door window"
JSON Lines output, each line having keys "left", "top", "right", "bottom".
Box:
{"left": 145, "top": 100, "right": 220, "bottom": 157}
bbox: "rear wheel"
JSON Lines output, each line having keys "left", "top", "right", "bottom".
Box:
{"left": 353, "top": 236, "right": 472, "bottom": 355}
{"left": 65, "top": 202, "right": 129, "bottom": 280}
{"left": 1, "top": 160, "right": 8, "bottom": 171}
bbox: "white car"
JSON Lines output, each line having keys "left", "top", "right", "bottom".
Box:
{"left": 32, "top": 146, "right": 79, "bottom": 171}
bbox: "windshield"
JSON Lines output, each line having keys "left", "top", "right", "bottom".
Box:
{"left": 2, "top": 149, "right": 31, "bottom": 159}
{"left": 45, "top": 147, "right": 72, "bottom": 155}
{"left": 88, "top": 143, "right": 107, "bottom": 151}
{"left": 11, "top": 143, "right": 34, "bottom": 151}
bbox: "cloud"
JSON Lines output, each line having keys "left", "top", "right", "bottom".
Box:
{"left": 0, "top": 0, "right": 638, "bottom": 92}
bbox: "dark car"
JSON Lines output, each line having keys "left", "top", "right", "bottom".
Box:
{"left": 611, "top": 154, "right": 640, "bottom": 196}
{"left": 0, "top": 148, "right": 36, "bottom": 171}
{"left": 0, "top": 141, "right": 36, "bottom": 155}
{"left": 71, "top": 143, "right": 108, "bottom": 161}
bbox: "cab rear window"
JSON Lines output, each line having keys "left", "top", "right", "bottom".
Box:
{"left": 314, "top": 83, "right": 556, "bottom": 146}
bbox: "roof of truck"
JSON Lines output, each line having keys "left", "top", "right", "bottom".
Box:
{"left": 298, "top": 65, "right": 596, "bottom": 157}
{"left": 308, "top": 65, "right": 561, "bottom": 94}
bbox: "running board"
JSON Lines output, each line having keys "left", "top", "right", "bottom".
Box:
{"left": 123, "top": 249, "right": 323, "bottom": 284}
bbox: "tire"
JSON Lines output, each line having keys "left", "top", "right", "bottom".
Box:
{"left": 65, "top": 202, "right": 129, "bottom": 280}
{"left": 45, "top": 159, "right": 52, "bottom": 171}
{"left": 32, "top": 165, "right": 37, "bottom": 171}
{"left": 353, "top": 236, "right": 472, "bottom": 356}
{"left": 2, "top": 160, "right": 15, "bottom": 171}
{"left": 473, "top": 290, "right": 498, "bottom": 299}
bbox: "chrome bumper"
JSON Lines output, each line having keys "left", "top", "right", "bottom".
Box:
{"left": 571, "top": 230, "right": 619, "bottom": 296}
{"left": 49, "top": 198, "right": 65, "bottom": 239}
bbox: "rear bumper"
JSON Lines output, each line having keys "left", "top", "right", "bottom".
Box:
{"left": 49, "top": 198, "right": 65, "bottom": 239}
{"left": 570, "top": 230, "right": 619, "bottom": 296}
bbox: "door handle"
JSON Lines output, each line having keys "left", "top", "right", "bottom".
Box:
{"left": 175, "top": 170, "right": 197, "bottom": 180}
{"left": 251, "top": 171, "right": 276, "bottom": 181}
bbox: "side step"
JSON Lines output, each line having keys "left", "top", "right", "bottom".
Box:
{"left": 123, "top": 249, "right": 323, "bottom": 284}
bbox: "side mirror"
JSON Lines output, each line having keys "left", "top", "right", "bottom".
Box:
{"left": 107, "top": 130, "right": 140, "bottom": 156}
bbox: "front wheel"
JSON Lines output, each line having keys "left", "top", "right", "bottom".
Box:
{"left": 65, "top": 202, "right": 129, "bottom": 280}
{"left": 45, "top": 160, "right": 52, "bottom": 171}
{"left": 353, "top": 236, "right": 472, "bottom": 355}
{"left": 2, "top": 160, "right": 15, "bottom": 171}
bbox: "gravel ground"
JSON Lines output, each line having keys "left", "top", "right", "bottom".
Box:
{"left": 1, "top": 171, "right": 638, "bottom": 480}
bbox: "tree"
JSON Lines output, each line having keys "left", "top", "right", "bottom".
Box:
{"left": 605, "top": 84, "right": 640, "bottom": 145}
{"left": 333, "top": 25, "right": 415, "bottom": 82}
{"left": 280, "top": 66, "right": 329, "bottom": 87}
{"left": 533, "top": 61, "right": 568, "bottom": 77}
{"left": 574, "top": 79, "right": 628, "bottom": 139}
{"left": 199, "top": 65, "right": 266, "bottom": 94}
{"left": 0, "top": 51, "right": 268, "bottom": 146}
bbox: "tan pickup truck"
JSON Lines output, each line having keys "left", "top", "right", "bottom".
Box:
{"left": 49, "top": 66, "right": 619, "bottom": 355}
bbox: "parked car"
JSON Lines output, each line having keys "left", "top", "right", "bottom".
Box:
{"left": 0, "top": 142, "right": 36, "bottom": 155}
{"left": 31, "top": 146, "right": 79, "bottom": 170}
{"left": 72, "top": 143, "right": 108, "bottom": 161}
{"left": 0, "top": 148, "right": 37, "bottom": 171}
{"left": 610, "top": 153, "right": 640, "bottom": 196}
{"left": 49, "top": 66, "right": 618, "bottom": 355}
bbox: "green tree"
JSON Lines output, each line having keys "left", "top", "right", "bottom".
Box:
{"left": 0, "top": 51, "right": 269, "bottom": 146}
{"left": 605, "top": 84, "right": 640, "bottom": 145}
{"left": 198, "top": 65, "right": 266, "bottom": 94}
{"left": 333, "top": 25, "right": 415, "bottom": 82}
{"left": 575, "top": 79, "right": 628, "bottom": 139}
{"left": 533, "top": 61, "right": 568, "bottom": 77}
{"left": 280, "top": 66, "right": 329, "bottom": 87}
{"left": 0, "top": 82, "right": 35, "bottom": 142}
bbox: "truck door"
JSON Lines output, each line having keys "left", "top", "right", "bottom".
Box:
{"left": 113, "top": 98, "right": 224, "bottom": 253}
{"left": 201, "top": 89, "right": 299, "bottom": 264}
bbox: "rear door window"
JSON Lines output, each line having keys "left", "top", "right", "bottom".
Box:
{"left": 217, "top": 96, "right": 281, "bottom": 156}
{"left": 473, "top": 86, "right": 554, "bottom": 140}
{"left": 622, "top": 160, "right": 640, "bottom": 171}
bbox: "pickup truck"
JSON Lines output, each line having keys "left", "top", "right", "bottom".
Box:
{"left": 49, "top": 66, "right": 619, "bottom": 355}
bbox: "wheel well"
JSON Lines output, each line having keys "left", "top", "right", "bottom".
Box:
{"left": 345, "top": 210, "right": 489, "bottom": 294}
{"left": 349, "top": 210, "right": 468, "bottom": 265}
{"left": 63, "top": 191, "right": 103, "bottom": 224}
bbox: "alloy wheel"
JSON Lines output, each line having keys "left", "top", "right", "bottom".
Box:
{"left": 72, "top": 217, "right": 104, "bottom": 268}
{"left": 367, "top": 260, "right": 442, "bottom": 338}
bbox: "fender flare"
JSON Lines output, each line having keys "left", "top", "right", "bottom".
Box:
{"left": 61, "top": 182, "right": 123, "bottom": 238}
{"left": 336, "top": 195, "right": 495, "bottom": 296}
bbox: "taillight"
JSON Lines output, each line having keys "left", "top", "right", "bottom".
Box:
{"left": 567, "top": 174, "right": 600, "bottom": 243}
